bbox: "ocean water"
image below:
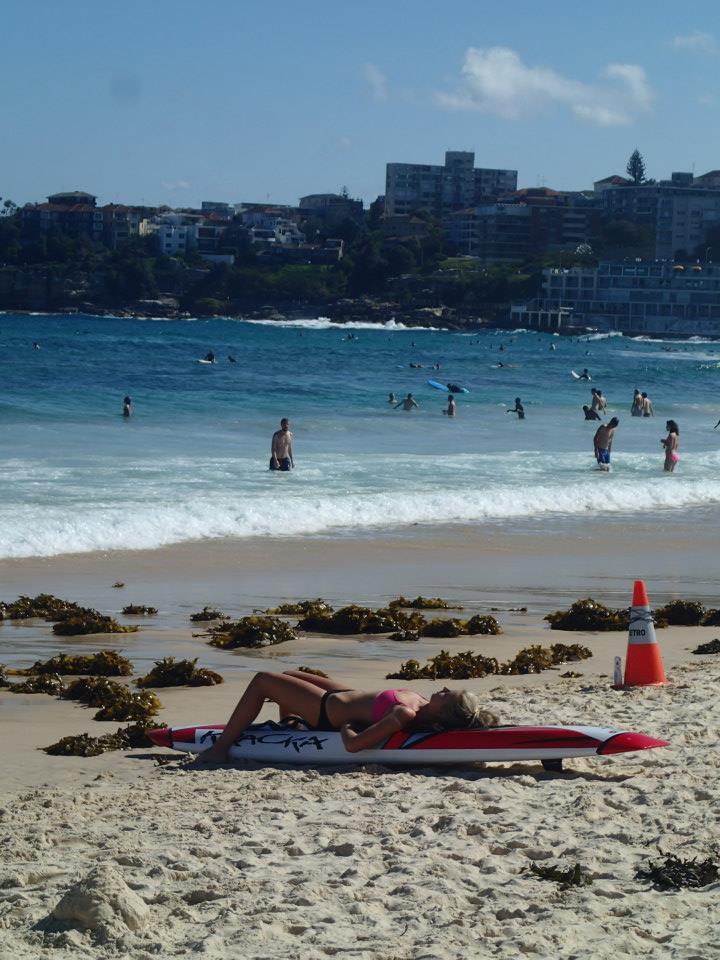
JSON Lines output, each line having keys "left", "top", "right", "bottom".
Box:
{"left": 1, "top": 312, "right": 720, "bottom": 559}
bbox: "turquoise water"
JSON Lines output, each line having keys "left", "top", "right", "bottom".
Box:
{"left": 1, "top": 312, "right": 720, "bottom": 558}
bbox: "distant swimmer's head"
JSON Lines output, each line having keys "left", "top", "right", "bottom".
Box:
{"left": 583, "top": 405, "right": 590, "bottom": 412}
{"left": 280, "top": 418, "right": 290, "bottom": 430}
{"left": 666, "top": 420, "right": 679, "bottom": 434}
{"left": 419, "top": 688, "right": 498, "bottom": 731}
{"left": 407, "top": 393, "right": 413, "bottom": 399}
{"left": 608, "top": 417, "right": 619, "bottom": 427}
{"left": 515, "top": 397, "right": 521, "bottom": 404}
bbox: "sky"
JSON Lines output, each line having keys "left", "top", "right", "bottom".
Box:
{"left": 2, "top": 0, "right": 720, "bottom": 209}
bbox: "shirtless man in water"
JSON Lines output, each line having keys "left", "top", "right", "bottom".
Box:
{"left": 593, "top": 417, "right": 619, "bottom": 472}
{"left": 270, "top": 418, "right": 294, "bottom": 471}
{"left": 395, "top": 393, "right": 419, "bottom": 411}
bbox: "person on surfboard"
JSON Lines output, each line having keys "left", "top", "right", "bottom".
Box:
{"left": 196, "top": 670, "right": 498, "bottom": 764}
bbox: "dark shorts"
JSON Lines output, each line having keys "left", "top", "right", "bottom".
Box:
{"left": 597, "top": 448, "right": 610, "bottom": 465}
{"left": 270, "top": 457, "right": 291, "bottom": 471}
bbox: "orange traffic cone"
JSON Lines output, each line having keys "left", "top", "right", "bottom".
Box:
{"left": 623, "top": 580, "right": 667, "bottom": 687}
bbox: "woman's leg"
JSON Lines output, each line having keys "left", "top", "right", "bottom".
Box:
{"left": 197, "top": 672, "right": 327, "bottom": 762}
{"left": 281, "top": 670, "right": 352, "bottom": 693}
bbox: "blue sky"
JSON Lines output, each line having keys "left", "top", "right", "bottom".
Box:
{"left": 2, "top": 0, "right": 719, "bottom": 208}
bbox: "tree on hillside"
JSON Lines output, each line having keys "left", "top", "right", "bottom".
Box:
{"left": 626, "top": 149, "right": 647, "bottom": 185}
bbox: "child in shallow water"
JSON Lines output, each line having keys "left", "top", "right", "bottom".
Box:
{"left": 197, "top": 670, "right": 498, "bottom": 763}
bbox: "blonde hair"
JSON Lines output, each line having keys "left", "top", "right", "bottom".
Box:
{"left": 438, "top": 690, "right": 498, "bottom": 730}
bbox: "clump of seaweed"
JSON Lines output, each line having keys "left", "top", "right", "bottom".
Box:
{"left": 43, "top": 722, "right": 166, "bottom": 756}
{"left": 190, "top": 606, "right": 228, "bottom": 622}
{"left": 656, "top": 600, "right": 705, "bottom": 626}
{"left": 545, "top": 598, "right": 630, "bottom": 632}
{"left": 701, "top": 609, "right": 720, "bottom": 626}
{"left": 298, "top": 605, "right": 397, "bottom": 634}
{"left": 27, "top": 651, "right": 133, "bottom": 677}
{"left": 529, "top": 862, "right": 593, "bottom": 889}
{"left": 122, "top": 604, "right": 158, "bottom": 616}
{"left": 10, "top": 673, "right": 66, "bottom": 695}
{"left": 389, "top": 630, "right": 421, "bottom": 642}
{"left": 387, "top": 642, "right": 592, "bottom": 680}
{"left": 135, "top": 657, "right": 223, "bottom": 688}
{"left": 53, "top": 612, "right": 139, "bottom": 636}
{"left": 388, "top": 650, "right": 500, "bottom": 681}
{"left": 0, "top": 663, "right": 9, "bottom": 687}
{"left": 421, "top": 618, "right": 467, "bottom": 638}
{"left": 388, "top": 596, "right": 455, "bottom": 610}
{"left": 61, "top": 677, "right": 160, "bottom": 721}
{"left": 465, "top": 615, "right": 502, "bottom": 635}
{"left": 636, "top": 850, "right": 719, "bottom": 891}
{"left": 112, "top": 581, "right": 125, "bottom": 588}
{"left": 208, "top": 615, "right": 298, "bottom": 649}
{"left": 266, "top": 599, "right": 333, "bottom": 617}
{"left": 560, "top": 671, "right": 583, "bottom": 678}
{"left": 297, "top": 665, "right": 330, "bottom": 677}
{"left": 693, "top": 638, "right": 720, "bottom": 655}
{"left": 2, "top": 593, "right": 82, "bottom": 621}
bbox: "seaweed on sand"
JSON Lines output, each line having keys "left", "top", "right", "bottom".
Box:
{"left": 545, "top": 598, "right": 630, "bottom": 632}
{"left": 208, "top": 616, "right": 298, "bottom": 649}
{"left": 529, "top": 863, "right": 593, "bottom": 889}
{"left": 297, "top": 605, "right": 396, "bottom": 634}
{"left": 297, "top": 666, "right": 330, "bottom": 677}
{"left": 112, "top": 581, "right": 125, "bottom": 588}
{"left": 387, "top": 643, "right": 591, "bottom": 680}
{"left": 121, "top": 604, "right": 158, "bottom": 616}
{"left": 388, "top": 596, "right": 455, "bottom": 610}
{"left": 0, "top": 663, "right": 9, "bottom": 687}
{"left": 9, "top": 673, "right": 66, "bottom": 695}
{"left": 135, "top": 657, "right": 223, "bottom": 688}
{"left": 420, "top": 618, "right": 467, "bottom": 638}
{"left": 636, "top": 851, "right": 719, "bottom": 891}
{"left": 2, "top": 594, "right": 82, "bottom": 621}
{"left": 53, "top": 612, "right": 139, "bottom": 636}
{"left": 701, "top": 609, "right": 720, "bottom": 627}
{"left": 266, "top": 599, "right": 333, "bottom": 617}
{"left": 61, "top": 677, "right": 161, "bottom": 722}
{"left": 655, "top": 600, "right": 705, "bottom": 626}
{"left": 693, "top": 638, "right": 720, "bottom": 655}
{"left": 464, "top": 615, "right": 502, "bottom": 635}
{"left": 389, "top": 630, "right": 421, "bottom": 642}
{"left": 27, "top": 651, "right": 133, "bottom": 677}
{"left": 190, "top": 607, "right": 228, "bottom": 622}
{"left": 44, "top": 722, "right": 166, "bottom": 756}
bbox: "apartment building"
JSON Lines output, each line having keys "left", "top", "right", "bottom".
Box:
{"left": 298, "top": 193, "right": 363, "bottom": 224}
{"left": 21, "top": 191, "right": 103, "bottom": 242}
{"left": 385, "top": 151, "right": 517, "bottom": 218}
{"left": 517, "top": 259, "right": 720, "bottom": 335}
{"left": 594, "top": 171, "right": 720, "bottom": 259}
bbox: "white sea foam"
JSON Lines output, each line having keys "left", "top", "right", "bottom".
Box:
{"left": 2, "top": 476, "right": 720, "bottom": 559}
{"left": 241, "top": 316, "right": 438, "bottom": 331}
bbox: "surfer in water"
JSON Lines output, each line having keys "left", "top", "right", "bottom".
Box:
{"left": 196, "top": 670, "right": 498, "bottom": 763}
{"left": 661, "top": 420, "right": 679, "bottom": 472}
{"left": 443, "top": 396, "right": 456, "bottom": 417}
{"left": 204, "top": 351, "right": 216, "bottom": 363}
{"left": 395, "top": 393, "right": 419, "bottom": 411}
{"left": 579, "top": 368, "right": 591, "bottom": 380}
{"left": 122, "top": 396, "right": 132, "bottom": 418}
{"left": 270, "top": 418, "right": 294, "bottom": 471}
{"left": 506, "top": 397, "right": 525, "bottom": 420}
{"left": 593, "top": 417, "right": 619, "bottom": 472}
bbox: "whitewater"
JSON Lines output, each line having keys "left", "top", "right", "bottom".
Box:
{"left": 1, "top": 312, "right": 719, "bottom": 559}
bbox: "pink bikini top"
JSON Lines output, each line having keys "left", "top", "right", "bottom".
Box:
{"left": 372, "top": 689, "right": 414, "bottom": 723}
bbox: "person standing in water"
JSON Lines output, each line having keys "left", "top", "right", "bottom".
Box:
{"left": 593, "top": 417, "right": 619, "bottom": 471}
{"left": 443, "top": 396, "right": 456, "bottom": 417}
{"left": 122, "top": 396, "right": 132, "bottom": 418}
{"left": 661, "top": 420, "right": 679, "bottom": 472}
{"left": 270, "top": 418, "right": 294, "bottom": 471}
{"left": 388, "top": 392, "right": 396, "bottom": 405}
{"left": 506, "top": 397, "right": 525, "bottom": 419}
{"left": 631, "top": 389, "right": 643, "bottom": 416}
{"left": 641, "top": 392, "right": 654, "bottom": 417}
{"left": 591, "top": 388, "right": 607, "bottom": 414}
{"left": 395, "top": 393, "right": 419, "bottom": 411}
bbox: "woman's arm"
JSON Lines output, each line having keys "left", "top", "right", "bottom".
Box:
{"left": 341, "top": 705, "right": 416, "bottom": 752}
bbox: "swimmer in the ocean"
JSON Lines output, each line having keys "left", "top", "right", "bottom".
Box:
{"left": 443, "top": 396, "right": 456, "bottom": 417}
{"left": 583, "top": 405, "right": 601, "bottom": 421}
{"left": 228, "top": 355, "right": 237, "bottom": 363}
{"left": 631, "top": 389, "right": 643, "bottom": 416}
{"left": 641, "top": 392, "right": 654, "bottom": 417}
{"left": 388, "top": 392, "right": 396, "bottom": 405}
{"left": 593, "top": 417, "right": 619, "bottom": 472}
{"left": 579, "top": 368, "right": 591, "bottom": 380}
{"left": 661, "top": 420, "right": 679, "bottom": 472}
{"left": 395, "top": 393, "right": 419, "bottom": 411}
{"left": 33, "top": 341, "right": 40, "bottom": 350}
{"left": 122, "top": 396, "right": 132, "bottom": 418}
{"left": 506, "top": 397, "right": 525, "bottom": 419}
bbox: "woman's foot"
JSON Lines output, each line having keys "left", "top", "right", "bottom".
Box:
{"left": 193, "top": 743, "right": 229, "bottom": 765}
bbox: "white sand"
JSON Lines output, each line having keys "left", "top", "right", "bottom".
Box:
{"left": 1, "top": 652, "right": 718, "bottom": 959}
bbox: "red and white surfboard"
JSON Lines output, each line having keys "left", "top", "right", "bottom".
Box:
{"left": 148, "top": 723, "right": 668, "bottom": 769}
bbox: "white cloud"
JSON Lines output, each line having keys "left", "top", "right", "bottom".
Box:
{"left": 434, "top": 47, "right": 653, "bottom": 126}
{"left": 671, "top": 31, "right": 716, "bottom": 53}
{"left": 364, "top": 63, "right": 388, "bottom": 102}
{"left": 161, "top": 179, "right": 191, "bottom": 191}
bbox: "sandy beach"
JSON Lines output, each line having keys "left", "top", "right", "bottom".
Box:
{"left": 1, "top": 529, "right": 719, "bottom": 959}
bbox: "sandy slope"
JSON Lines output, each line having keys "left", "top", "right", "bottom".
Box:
{"left": 1, "top": 657, "right": 718, "bottom": 960}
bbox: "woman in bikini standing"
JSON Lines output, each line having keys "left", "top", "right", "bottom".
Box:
{"left": 197, "top": 670, "right": 498, "bottom": 763}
